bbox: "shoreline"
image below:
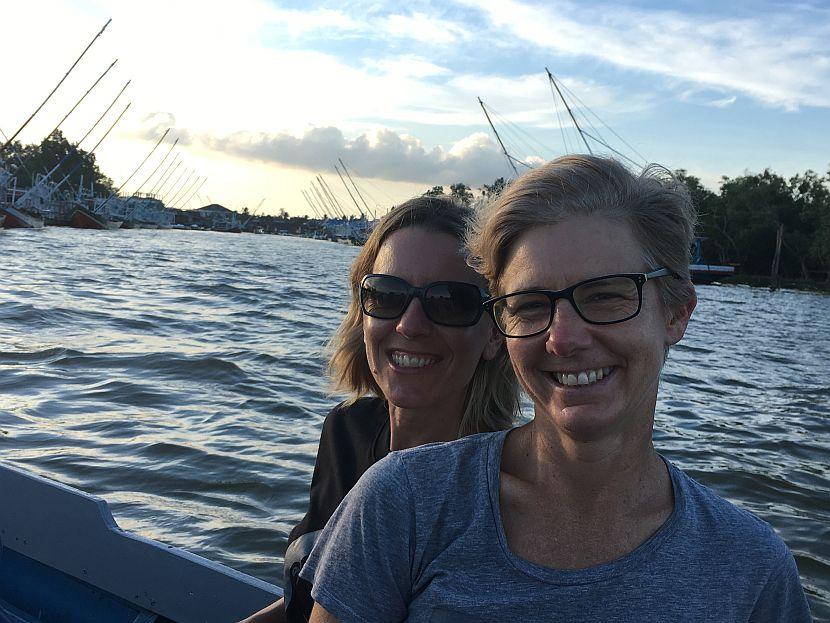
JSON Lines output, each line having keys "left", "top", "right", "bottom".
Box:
{"left": 715, "top": 274, "right": 830, "bottom": 294}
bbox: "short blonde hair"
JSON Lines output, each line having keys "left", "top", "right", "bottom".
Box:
{"left": 467, "top": 155, "right": 697, "bottom": 312}
{"left": 328, "top": 195, "right": 519, "bottom": 435}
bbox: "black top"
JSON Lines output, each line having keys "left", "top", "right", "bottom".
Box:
{"left": 285, "top": 397, "right": 390, "bottom": 622}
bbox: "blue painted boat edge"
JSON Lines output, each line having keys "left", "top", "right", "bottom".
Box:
{"left": 0, "top": 462, "right": 281, "bottom": 623}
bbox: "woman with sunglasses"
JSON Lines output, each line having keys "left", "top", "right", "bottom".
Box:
{"left": 301, "top": 156, "right": 810, "bottom": 622}
{"left": 240, "top": 195, "right": 519, "bottom": 623}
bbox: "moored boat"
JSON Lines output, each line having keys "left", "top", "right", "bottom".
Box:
{"left": 0, "top": 462, "right": 281, "bottom": 622}
{"left": 68, "top": 206, "right": 123, "bottom": 230}
{"left": 0, "top": 205, "right": 45, "bottom": 229}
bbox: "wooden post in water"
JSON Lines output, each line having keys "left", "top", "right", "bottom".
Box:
{"left": 770, "top": 222, "right": 784, "bottom": 291}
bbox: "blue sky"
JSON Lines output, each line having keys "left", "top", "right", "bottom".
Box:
{"left": 2, "top": 0, "right": 828, "bottom": 215}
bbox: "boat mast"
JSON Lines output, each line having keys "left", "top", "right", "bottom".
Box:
{"left": 166, "top": 171, "right": 197, "bottom": 206}
{"left": 132, "top": 138, "right": 178, "bottom": 198}
{"left": 149, "top": 155, "right": 180, "bottom": 196}
{"left": 334, "top": 163, "right": 364, "bottom": 218}
{"left": 170, "top": 176, "right": 201, "bottom": 209}
{"left": 478, "top": 97, "right": 519, "bottom": 177}
{"left": 53, "top": 102, "right": 131, "bottom": 196}
{"left": 545, "top": 68, "right": 592, "bottom": 155}
{"left": 0, "top": 18, "right": 112, "bottom": 155}
{"left": 338, "top": 157, "right": 375, "bottom": 219}
{"left": 316, "top": 176, "right": 345, "bottom": 218}
{"left": 302, "top": 190, "right": 322, "bottom": 219}
{"left": 174, "top": 177, "right": 207, "bottom": 210}
{"left": 318, "top": 175, "right": 349, "bottom": 217}
{"left": 97, "top": 127, "right": 170, "bottom": 211}
{"left": 78, "top": 80, "right": 130, "bottom": 145}
{"left": 311, "top": 180, "right": 336, "bottom": 218}
{"left": 47, "top": 59, "right": 118, "bottom": 140}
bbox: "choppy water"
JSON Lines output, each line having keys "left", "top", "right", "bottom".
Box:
{"left": 1, "top": 227, "right": 828, "bottom": 619}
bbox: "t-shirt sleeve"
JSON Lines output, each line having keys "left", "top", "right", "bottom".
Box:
{"left": 300, "top": 453, "right": 414, "bottom": 623}
{"left": 750, "top": 547, "right": 812, "bottom": 622}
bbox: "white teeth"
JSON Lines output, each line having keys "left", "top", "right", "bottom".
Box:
{"left": 554, "top": 367, "right": 612, "bottom": 387}
{"left": 391, "top": 352, "right": 436, "bottom": 368}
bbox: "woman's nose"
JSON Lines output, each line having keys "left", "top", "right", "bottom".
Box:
{"left": 545, "top": 299, "right": 591, "bottom": 356}
{"left": 396, "top": 296, "right": 432, "bottom": 338}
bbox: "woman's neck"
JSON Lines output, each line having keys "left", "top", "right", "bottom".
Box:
{"left": 505, "top": 418, "right": 669, "bottom": 513}
{"left": 387, "top": 403, "right": 464, "bottom": 451}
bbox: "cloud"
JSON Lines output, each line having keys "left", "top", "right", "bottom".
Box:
{"left": 203, "top": 125, "right": 514, "bottom": 185}
{"left": 381, "top": 11, "right": 472, "bottom": 45}
{"left": 710, "top": 95, "right": 737, "bottom": 108}
{"left": 462, "top": 0, "right": 830, "bottom": 110}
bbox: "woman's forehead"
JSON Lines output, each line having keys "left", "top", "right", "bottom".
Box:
{"left": 499, "top": 218, "right": 645, "bottom": 291}
{"left": 373, "top": 228, "right": 483, "bottom": 285}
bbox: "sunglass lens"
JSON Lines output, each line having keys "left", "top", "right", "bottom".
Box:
{"left": 361, "top": 276, "right": 409, "bottom": 319}
{"left": 424, "top": 283, "right": 482, "bottom": 326}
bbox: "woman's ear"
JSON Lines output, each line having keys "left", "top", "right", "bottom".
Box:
{"left": 665, "top": 285, "right": 697, "bottom": 346}
{"left": 482, "top": 323, "right": 504, "bottom": 361}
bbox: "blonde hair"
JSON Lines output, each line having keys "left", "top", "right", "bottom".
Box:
{"left": 328, "top": 195, "right": 519, "bottom": 435}
{"left": 467, "top": 155, "right": 697, "bottom": 312}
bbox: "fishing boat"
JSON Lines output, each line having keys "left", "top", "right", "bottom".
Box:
{"left": 0, "top": 462, "right": 281, "bottom": 622}
{"left": 68, "top": 205, "right": 123, "bottom": 230}
{"left": 0, "top": 204, "right": 45, "bottom": 229}
{"left": 0, "top": 214, "right": 5, "bottom": 228}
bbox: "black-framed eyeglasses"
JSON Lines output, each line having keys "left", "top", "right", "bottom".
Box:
{"left": 359, "top": 274, "right": 488, "bottom": 327}
{"left": 484, "top": 268, "right": 678, "bottom": 338}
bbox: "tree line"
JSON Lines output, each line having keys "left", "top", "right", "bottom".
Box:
{"left": 428, "top": 170, "right": 830, "bottom": 282}
{"left": 2, "top": 131, "right": 114, "bottom": 196}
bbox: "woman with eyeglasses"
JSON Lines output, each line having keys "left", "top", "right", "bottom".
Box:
{"left": 240, "top": 195, "right": 519, "bottom": 623}
{"left": 301, "top": 156, "right": 811, "bottom": 622}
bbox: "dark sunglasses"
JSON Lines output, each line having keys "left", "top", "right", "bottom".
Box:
{"left": 359, "top": 274, "right": 487, "bottom": 327}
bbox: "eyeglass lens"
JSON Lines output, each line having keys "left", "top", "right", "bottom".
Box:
{"left": 361, "top": 275, "right": 483, "bottom": 326}
{"left": 492, "top": 275, "right": 642, "bottom": 336}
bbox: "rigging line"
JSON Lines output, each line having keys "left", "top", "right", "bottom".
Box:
{"left": 485, "top": 116, "right": 540, "bottom": 164}
{"left": 580, "top": 131, "right": 643, "bottom": 169}
{"left": 546, "top": 68, "right": 592, "bottom": 155}
{"left": 486, "top": 104, "right": 555, "bottom": 158}
{"left": 78, "top": 80, "right": 130, "bottom": 146}
{"left": 164, "top": 170, "right": 195, "bottom": 205}
{"left": 556, "top": 79, "right": 648, "bottom": 165}
{"left": 480, "top": 112, "right": 536, "bottom": 171}
{"left": 478, "top": 97, "right": 518, "bottom": 177}
{"left": 47, "top": 59, "right": 118, "bottom": 140}
{"left": 0, "top": 18, "right": 112, "bottom": 155}
{"left": 549, "top": 78, "right": 573, "bottom": 154}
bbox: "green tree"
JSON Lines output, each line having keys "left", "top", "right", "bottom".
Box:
{"left": 423, "top": 185, "right": 444, "bottom": 196}
{"left": 790, "top": 169, "right": 830, "bottom": 280}
{"left": 719, "top": 170, "right": 797, "bottom": 277}
{"left": 480, "top": 177, "right": 507, "bottom": 199}
{"left": 450, "top": 182, "right": 473, "bottom": 205}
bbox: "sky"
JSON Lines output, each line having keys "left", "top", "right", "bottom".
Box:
{"left": 1, "top": 0, "right": 828, "bottom": 217}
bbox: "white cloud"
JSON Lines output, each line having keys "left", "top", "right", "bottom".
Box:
{"left": 202, "top": 125, "right": 512, "bottom": 186}
{"left": 462, "top": 0, "right": 830, "bottom": 110}
{"left": 381, "top": 11, "right": 472, "bottom": 45}
{"left": 710, "top": 95, "right": 737, "bottom": 108}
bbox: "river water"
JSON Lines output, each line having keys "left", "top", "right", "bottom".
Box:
{"left": 1, "top": 227, "right": 828, "bottom": 619}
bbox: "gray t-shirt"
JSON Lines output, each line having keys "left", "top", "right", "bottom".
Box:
{"left": 302, "top": 430, "right": 811, "bottom": 622}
